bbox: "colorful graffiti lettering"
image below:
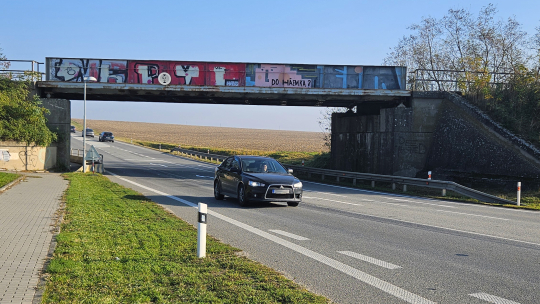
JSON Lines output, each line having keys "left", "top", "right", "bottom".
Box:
{"left": 47, "top": 58, "right": 406, "bottom": 90}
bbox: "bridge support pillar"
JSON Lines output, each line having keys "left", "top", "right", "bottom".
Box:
{"left": 41, "top": 98, "right": 71, "bottom": 171}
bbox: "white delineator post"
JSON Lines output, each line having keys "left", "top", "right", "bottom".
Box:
{"left": 517, "top": 182, "right": 521, "bottom": 206}
{"left": 82, "top": 81, "right": 87, "bottom": 173}
{"left": 197, "top": 203, "right": 207, "bottom": 258}
{"left": 428, "top": 171, "right": 432, "bottom": 180}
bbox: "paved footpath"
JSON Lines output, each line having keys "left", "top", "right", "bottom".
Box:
{"left": 0, "top": 173, "right": 68, "bottom": 304}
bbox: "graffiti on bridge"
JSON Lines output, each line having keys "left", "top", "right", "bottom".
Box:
{"left": 48, "top": 58, "right": 406, "bottom": 90}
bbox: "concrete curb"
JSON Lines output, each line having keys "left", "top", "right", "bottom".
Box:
{"left": 0, "top": 175, "right": 25, "bottom": 193}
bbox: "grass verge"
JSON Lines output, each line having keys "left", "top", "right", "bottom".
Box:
{"left": 42, "top": 173, "right": 329, "bottom": 303}
{"left": 70, "top": 120, "right": 84, "bottom": 131}
{"left": 0, "top": 171, "right": 20, "bottom": 188}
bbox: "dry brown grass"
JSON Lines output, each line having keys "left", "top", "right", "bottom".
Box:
{"left": 72, "top": 119, "right": 328, "bottom": 153}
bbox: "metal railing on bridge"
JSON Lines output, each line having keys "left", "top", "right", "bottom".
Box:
{"left": 170, "top": 147, "right": 517, "bottom": 205}
{"left": 410, "top": 69, "right": 514, "bottom": 91}
{"left": 0, "top": 60, "right": 44, "bottom": 81}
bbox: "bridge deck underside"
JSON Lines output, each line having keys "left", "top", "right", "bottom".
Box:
{"left": 38, "top": 82, "right": 410, "bottom": 107}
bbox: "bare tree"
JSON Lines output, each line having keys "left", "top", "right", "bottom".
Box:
{"left": 384, "top": 4, "right": 529, "bottom": 92}
{"left": 318, "top": 107, "right": 347, "bottom": 149}
{"left": 532, "top": 25, "right": 540, "bottom": 77}
{"left": 0, "top": 46, "right": 10, "bottom": 70}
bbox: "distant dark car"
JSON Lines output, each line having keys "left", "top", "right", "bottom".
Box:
{"left": 99, "top": 131, "right": 114, "bottom": 142}
{"left": 83, "top": 128, "right": 94, "bottom": 137}
{"left": 214, "top": 156, "right": 302, "bottom": 207}
{"left": 70, "top": 125, "right": 76, "bottom": 133}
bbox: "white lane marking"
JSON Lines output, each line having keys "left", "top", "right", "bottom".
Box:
{"left": 305, "top": 185, "right": 455, "bottom": 208}
{"left": 338, "top": 251, "right": 402, "bottom": 270}
{"left": 150, "top": 163, "right": 168, "bottom": 167}
{"left": 105, "top": 171, "right": 436, "bottom": 304}
{"left": 196, "top": 175, "right": 213, "bottom": 179}
{"left": 435, "top": 210, "right": 510, "bottom": 221}
{"left": 469, "top": 292, "right": 521, "bottom": 304}
{"left": 269, "top": 230, "right": 310, "bottom": 241}
{"left": 303, "top": 189, "right": 348, "bottom": 197}
{"left": 385, "top": 197, "right": 456, "bottom": 208}
{"left": 305, "top": 181, "right": 536, "bottom": 213}
{"left": 326, "top": 207, "right": 540, "bottom": 247}
{"left": 303, "top": 196, "right": 364, "bottom": 207}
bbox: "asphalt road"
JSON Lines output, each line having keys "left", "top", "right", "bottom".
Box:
{"left": 71, "top": 133, "right": 540, "bottom": 304}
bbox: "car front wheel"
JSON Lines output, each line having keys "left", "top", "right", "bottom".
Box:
{"left": 238, "top": 185, "right": 248, "bottom": 206}
{"left": 214, "top": 180, "right": 224, "bottom": 200}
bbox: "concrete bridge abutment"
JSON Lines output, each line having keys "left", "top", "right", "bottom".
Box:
{"left": 331, "top": 91, "right": 540, "bottom": 189}
{"left": 41, "top": 98, "right": 71, "bottom": 171}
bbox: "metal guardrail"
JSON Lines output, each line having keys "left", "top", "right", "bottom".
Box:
{"left": 287, "top": 165, "right": 516, "bottom": 205}
{"left": 70, "top": 148, "right": 103, "bottom": 164}
{"left": 70, "top": 148, "right": 83, "bottom": 157}
{"left": 0, "top": 60, "right": 45, "bottom": 81}
{"left": 170, "top": 147, "right": 517, "bottom": 205}
{"left": 171, "top": 147, "right": 226, "bottom": 163}
{"left": 410, "top": 69, "right": 513, "bottom": 92}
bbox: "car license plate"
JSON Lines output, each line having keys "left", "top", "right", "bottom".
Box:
{"left": 272, "top": 189, "right": 290, "bottom": 194}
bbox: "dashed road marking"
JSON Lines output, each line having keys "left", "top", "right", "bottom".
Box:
{"left": 338, "top": 251, "right": 402, "bottom": 270}
{"left": 269, "top": 230, "right": 310, "bottom": 240}
{"left": 469, "top": 292, "right": 521, "bottom": 304}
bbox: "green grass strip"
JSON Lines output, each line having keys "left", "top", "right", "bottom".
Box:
{"left": 0, "top": 171, "right": 19, "bottom": 188}
{"left": 42, "top": 173, "right": 329, "bottom": 304}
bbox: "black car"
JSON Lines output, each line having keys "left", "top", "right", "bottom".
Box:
{"left": 214, "top": 156, "right": 302, "bottom": 206}
{"left": 70, "top": 125, "right": 76, "bottom": 133}
{"left": 99, "top": 131, "right": 114, "bottom": 142}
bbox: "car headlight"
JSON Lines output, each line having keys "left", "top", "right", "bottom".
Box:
{"left": 248, "top": 181, "right": 265, "bottom": 187}
{"left": 293, "top": 181, "right": 303, "bottom": 188}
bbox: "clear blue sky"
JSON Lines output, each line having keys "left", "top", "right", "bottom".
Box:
{"left": 2, "top": 0, "right": 539, "bottom": 132}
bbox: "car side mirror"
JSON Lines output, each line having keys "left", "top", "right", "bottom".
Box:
{"left": 288, "top": 168, "right": 293, "bottom": 174}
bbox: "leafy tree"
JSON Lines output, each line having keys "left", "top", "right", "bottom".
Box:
{"left": 0, "top": 77, "right": 57, "bottom": 146}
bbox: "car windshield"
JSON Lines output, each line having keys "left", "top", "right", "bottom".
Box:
{"left": 104, "top": 132, "right": 113, "bottom": 136}
{"left": 86, "top": 129, "right": 93, "bottom": 132}
{"left": 241, "top": 158, "right": 287, "bottom": 174}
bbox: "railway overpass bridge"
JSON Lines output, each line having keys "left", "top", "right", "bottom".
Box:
{"left": 37, "top": 57, "right": 410, "bottom": 108}
{"left": 30, "top": 57, "right": 540, "bottom": 186}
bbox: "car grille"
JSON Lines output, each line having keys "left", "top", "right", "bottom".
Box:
{"left": 265, "top": 184, "right": 294, "bottom": 199}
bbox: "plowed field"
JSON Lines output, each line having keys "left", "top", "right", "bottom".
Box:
{"left": 72, "top": 119, "right": 328, "bottom": 153}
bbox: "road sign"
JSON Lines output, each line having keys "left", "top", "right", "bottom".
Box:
{"left": 158, "top": 72, "right": 171, "bottom": 85}
{"left": 84, "top": 145, "right": 101, "bottom": 161}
